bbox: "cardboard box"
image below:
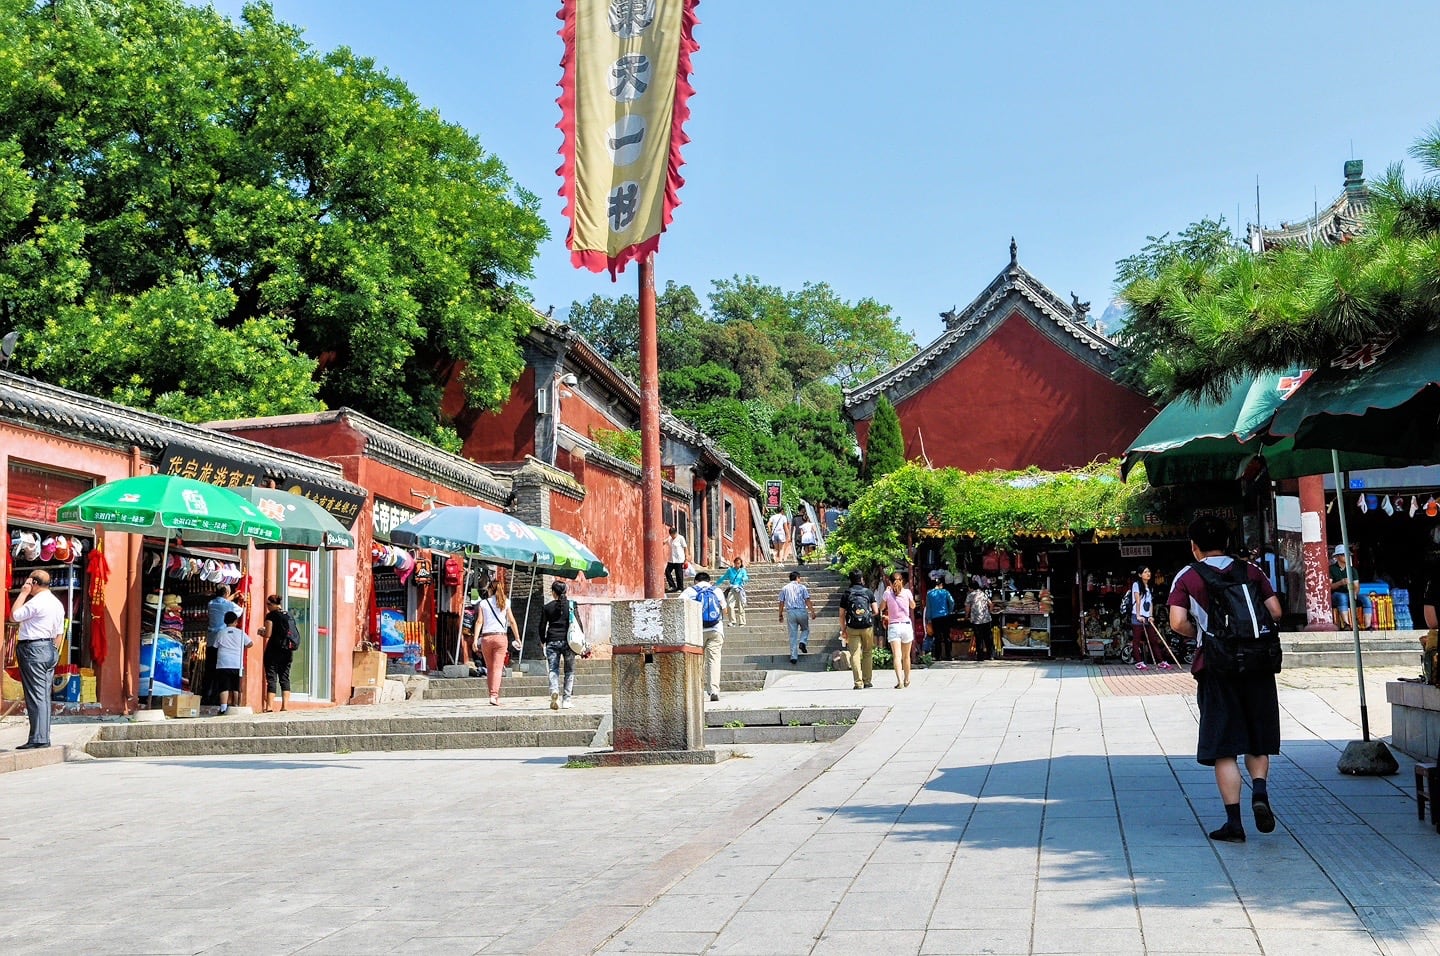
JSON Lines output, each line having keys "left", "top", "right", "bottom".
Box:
{"left": 162, "top": 693, "right": 201, "bottom": 719}
{"left": 352, "top": 649, "right": 386, "bottom": 688}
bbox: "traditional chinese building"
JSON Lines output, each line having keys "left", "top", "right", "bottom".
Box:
{"left": 844, "top": 243, "right": 1157, "bottom": 472}
{"left": 1247, "top": 159, "right": 1369, "bottom": 251}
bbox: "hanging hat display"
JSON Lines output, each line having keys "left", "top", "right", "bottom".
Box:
{"left": 1357, "top": 494, "right": 1368, "bottom": 514}
{"left": 1411, "top": 496, "right": 1420, "bottom": 518}
{"left": 1382, "top": 495, "right": 1395, "bottom": 516}
{"left": 40, "top": 536, "right": 56, "bottom": 561}
{"left": 1428, "top": 497, "right": 1439, "bottom": 518}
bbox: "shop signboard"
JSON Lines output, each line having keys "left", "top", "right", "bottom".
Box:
{"left": 765, "top": 481, "right": 782, "bottom": 510}
{"left": 281, "top": 478, "right": 367, "bottom": 530}
{"left": 373, "top": 499, "right": 419, "bottom": 541}
{"left": 1119, "top": 544, "right": 1153, "bottom": 559}
{"left": 286, "top": 559, "right": 311, "bottom": 597}
{"left": 158, "top": 443, "right": 263, "bottom": 489}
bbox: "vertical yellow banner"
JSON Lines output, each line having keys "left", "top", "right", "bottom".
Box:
{"left": 558, "top": 0, "right": 698, "bottom": 276}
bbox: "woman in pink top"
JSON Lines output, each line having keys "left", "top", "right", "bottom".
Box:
{"left": 880, "top": 572, "right": 916, "bottom": 688}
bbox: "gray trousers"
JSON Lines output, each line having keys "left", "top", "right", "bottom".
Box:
{"left": 16, "top": 639, "right": 57, "bottom": 746}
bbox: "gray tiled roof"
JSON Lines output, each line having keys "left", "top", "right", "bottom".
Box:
{"left": 843, "top": 259, "right": 1120, "bottom": 412}
{"left": 0, "top": 371, "right": 362, "bottom": 498}
{"left": 207, "top": 409, "right": 509, "bottom": 506}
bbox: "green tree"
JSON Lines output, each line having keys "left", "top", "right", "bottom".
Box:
{"left": 863, "top": 395, "right": 905, "bottom": 481}
{"left": 0, "top": 0, "right": 546, "bottom": 443}
{"left": 1115, "top": 123, "right": 1440, "bottom": 402}
{"left": 659, "top": 362, "right": 741, "bottom": 405}
{"left": 1111, "top": 217, "right": 1237, "bottom": 397}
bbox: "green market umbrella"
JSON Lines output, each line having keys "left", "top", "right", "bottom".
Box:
{"left": 58, "top": 474, "right": 282, "bottom": 541}
{"left": 531, "top": 527, "right": 608, "bottom": 580}
{"left": 1268, "top": 333, "right": 1440, "bottom": 461}
{"left": 1265, "top": 334, "right": 1440, "bottom": 758}
{"left": 1122, "top": 371, "right": 1410, "bottom": 485}
{"left": 232, "top": 487, "right": 355, "bottom": 551}
{"left": 58, "top": 475, "right": 282, "bottom": 703}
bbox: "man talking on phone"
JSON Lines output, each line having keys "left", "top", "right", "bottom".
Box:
{"left": 9, "top": 569, "right": 66, "bottom": 750}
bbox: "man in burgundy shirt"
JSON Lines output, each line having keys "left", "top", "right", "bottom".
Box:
{"left": 1169, "top": 516, "right": 1285, "bottom": 843}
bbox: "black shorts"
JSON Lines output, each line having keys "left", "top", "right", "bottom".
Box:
{"left": 214, "top": 668, "right": 242, "bottom": 693}
{"left": 1195, "top": 671, "right": 1281, "bottom": 765}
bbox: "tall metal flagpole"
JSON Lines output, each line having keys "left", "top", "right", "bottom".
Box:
{"left": 1332, "top": 449, "right": 1396, "bottom": 775}
{"left": 639, "top": 254, "right": 665, "bottom": 599}
{"left": 1331, "top": 452, "right": 1368, "bottom": 741}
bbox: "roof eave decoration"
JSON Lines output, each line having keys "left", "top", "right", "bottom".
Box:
{"left": 843, "top": 256, "right": 1120, "bottom": 414}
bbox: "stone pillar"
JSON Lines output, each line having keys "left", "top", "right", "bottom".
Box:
{"left": 600, "top": 597, "right": 718, "bottom": 765}
{"left": 1298, "top": 474, "right": 1335, "bottom": 631}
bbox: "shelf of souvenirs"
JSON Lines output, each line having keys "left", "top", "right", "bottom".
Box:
{"left": 8, "top": 564, "right": 88, "bottom": 593}
{"left": 997, "top": 589, "right": 1054, "bottom": 617}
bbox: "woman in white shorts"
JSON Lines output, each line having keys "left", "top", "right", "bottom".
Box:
{"left": 881, "top": 571, "right": 916, "bottom": 688}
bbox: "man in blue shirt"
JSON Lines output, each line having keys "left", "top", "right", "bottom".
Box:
{"left": 205, "top": 585, "right": 244, "bottom": 704}
{"left": 923, "top": 577, "right": 956, "bottom": 660}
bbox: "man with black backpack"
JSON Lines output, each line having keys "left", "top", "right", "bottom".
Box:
{"left": 839, "top": 570, "right": 878, "bottom": 689}
{"left": 1168, "top": 516, "right": 1285, "bottom": 844}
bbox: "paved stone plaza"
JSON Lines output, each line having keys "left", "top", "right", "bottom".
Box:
{"left": 2, "top": 661, "right": 1437, "bottom": 955}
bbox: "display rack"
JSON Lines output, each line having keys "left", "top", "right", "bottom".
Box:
{"left": 7, "top": 560, "right": 91, "bottom": 665}
{"left": 997, "top": 574, "right": 1053, "bottom": 658}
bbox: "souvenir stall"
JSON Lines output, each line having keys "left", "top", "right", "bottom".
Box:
{"left": 5, "top": 529, "right": 96, "bottom": 706}
{"left": 138, "top": 548, "right": 246, "bottom": 702}
{"left": 1316, "top": 474, "right": 1440, "bottom": 630}
{"left": 913, "top": 534, "right": 1071, "bottom": 659}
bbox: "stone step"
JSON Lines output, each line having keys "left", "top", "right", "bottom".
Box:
{"left": 423, "top": 675, "right": 765, "bottom": 701}
{"left": 86, "top": 728, "right": 600, "bottom": 759}
{"left": 93, "top": 712, "right": 600, "bottom": 741}
{"left": 1284, "top": 649, "right": 1419, "bottom": 668}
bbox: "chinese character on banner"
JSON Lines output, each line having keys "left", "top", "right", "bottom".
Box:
{"left": 557, "top": 0, "right": 699, "bottom": 277}
{"left": 765, "top": 481, "right": 782, "bottom": 510}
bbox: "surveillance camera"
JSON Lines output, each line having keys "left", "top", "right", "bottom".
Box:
{"left": 560, "top": 373, "right": 579, "bottom": 386}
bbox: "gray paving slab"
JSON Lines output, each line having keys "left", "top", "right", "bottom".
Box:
{"left": 2, "top": 663, "right": 1437, "bottom": 954}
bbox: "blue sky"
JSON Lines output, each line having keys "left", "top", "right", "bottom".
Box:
{"left": 206, "top": 1, "right": 1440, "bottom": 344}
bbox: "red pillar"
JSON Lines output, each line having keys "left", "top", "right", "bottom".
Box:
{"left": 638, "top": 256, "right": 665, "bottom": 599}
{"left": 1298, "top": 474, "right": 1334, "bottom": 630}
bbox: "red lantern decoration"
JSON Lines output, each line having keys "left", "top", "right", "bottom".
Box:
{"left": 693, "top": 477, "right": 708, "bottom": 495}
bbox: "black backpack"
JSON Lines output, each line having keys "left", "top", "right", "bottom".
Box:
{"left": 1191, "top": 561, "right": 1281, "bottom": 675}
{"left": 280, "top": 612, "right": 300, "bottom": 652}
{"left": 1118, "top": 588, "right": 1134, "bottom": 621}
{"left": 844, "top": 585, "right": 874, "bottom": 630}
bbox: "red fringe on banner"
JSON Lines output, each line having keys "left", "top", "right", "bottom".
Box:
{"left": 556, "top": 0, "right": 701, "bottom": 279}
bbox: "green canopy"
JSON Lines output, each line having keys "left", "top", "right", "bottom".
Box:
{"left": 232, "top": 487, "right": 354, "bottom": 551}
{"left": 58, "top": 474, "right": 281, "bottom": 542}
{"left": 1123, "top": 372, "right": 1410, "bottom": 485}
{"left": 531, "top": 527, "right": 608, "bottom": 580}
{"left": 1268, "top": 333, "right": 1440, "bottom": 464}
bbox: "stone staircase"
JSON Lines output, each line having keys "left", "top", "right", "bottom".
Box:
{"left": 86, "top": 711, "right": 605, "bottom": 758}
{"left": 719, "top": 562, "right": 851, "bottom": 675}
{"left": 1281, "top": 629, "right": 1426, "bottom": 669}
{"left": 421, "top": 562, "right": 854, "bottom": 702}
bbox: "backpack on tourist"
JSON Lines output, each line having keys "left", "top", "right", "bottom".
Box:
{"left": 1191, "top": 561, "right": 1281, "bottom": 675}
{"left": 695, "top": 585, "right": 724, "bottom": 628}
{"left": 844, "top": 585, "right": 874, "bottom": 630}
{"left": 281, "top": 611, "right": 301, "bottom": 652}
